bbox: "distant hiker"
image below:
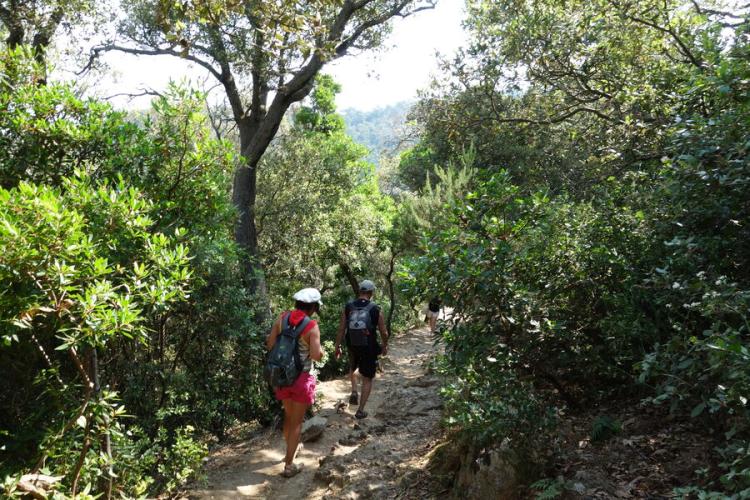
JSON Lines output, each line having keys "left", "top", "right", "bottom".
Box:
{"left": 425, "top": 297, "right": 441, "bottom": 333}
{"left": 334, "top": 279, "right": 389, "bottom": 420}
{"left": 265, "top": 288, "right": 324, "bottom": 478}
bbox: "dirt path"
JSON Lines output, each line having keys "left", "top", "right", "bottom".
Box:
{"left": 189, "top": 325, "right": 443, "bottom": 499}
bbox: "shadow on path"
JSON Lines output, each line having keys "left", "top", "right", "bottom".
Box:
{"left": 189, "top": 325, "right": 443, "bottom": 499}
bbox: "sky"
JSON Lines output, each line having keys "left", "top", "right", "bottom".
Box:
{"left": 328, "top": 0, "right": 467, "bottom": 110}
{"left": 88, "top": 1, "right": 468, "bottom": 112}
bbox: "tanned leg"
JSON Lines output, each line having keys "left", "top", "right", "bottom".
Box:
{"left": 284, "top": 401, "right": 308, "bottom": 466}
{"left": 282, "top": 399, "right": 292, "bottom": 444}
{"left": 350, "top": 369, "right": 358, "bottom": 394}
{"left": 358, "top": 376, "right": 373, "bottom": 413}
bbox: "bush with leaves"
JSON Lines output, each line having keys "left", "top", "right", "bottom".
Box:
{"left": 403, "top": 0, "right": 750, "bottom": 493}
{"left": 635, "top": 23, "right": 750, "bottom": 494}
{"left": 0, "top": 174, "right": 196, "bottom": 497}
{"left": 402, "top": 170, "right": 556, "bottom": 458}
{"left": 0, "top": 53, "right": 271, "bottom": 497}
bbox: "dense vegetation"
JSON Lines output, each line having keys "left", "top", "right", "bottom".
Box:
{"left": 0, "top": 52, "right": 271, "bottom": 497}
{"left": 0, "top": 46, "right": 406, "bottom": 495}
{"left": 1, "top": 0, "right": 749, "bottom": 497}
{"left": 400, "top": 0, "right": 750, "bottom": 495}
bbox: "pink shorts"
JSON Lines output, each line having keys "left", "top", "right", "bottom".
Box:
{"left": 274, "top": 371, "right": 316, "bottom": 405}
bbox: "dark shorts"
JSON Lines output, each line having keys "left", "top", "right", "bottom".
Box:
{"left": 348, "top": 345, "right": 379, "bottom": 378}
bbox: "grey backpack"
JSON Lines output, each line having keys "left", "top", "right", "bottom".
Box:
{"left": 347, "top": 302, "right": 375, "bottom": 347}
{"left": 264, "top": 314, "right": 311, "bottom": 387}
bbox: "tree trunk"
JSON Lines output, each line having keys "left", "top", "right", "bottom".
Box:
{"left": 232, "top": 154, "right": 270, "bottom": 319}
{"left": 31, "top": 33, "right": 51, "bottom": 85}
{"left": 91, "top": 349, "right": 113, "bottom": 499}
{"left": 338, "top": 258, "right": 360, "bottom": 295}
{"left": 232, "top": 83, "right": 317, "bottom": 321}
{"left": 6, "top": 24, "right": 24, "bottom": 49}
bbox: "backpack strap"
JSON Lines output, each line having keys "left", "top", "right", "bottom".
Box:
{"left": 293, "top": 315, "right": 312, "bottom": 337}
{"left": 363, "top": 302, "right": 376, "bottom": 329}
{"left": 281, "top": 313, "right": 311, "bottom": 338}
{"left": 281, "top": 313, "right": 312, "bottom": 372}
{"left": 349, "top": 301, "right": 376, "bottom": 314}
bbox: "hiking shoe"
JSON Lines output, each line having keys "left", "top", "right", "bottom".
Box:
{"left": 355, "top": 409, "right": 368, "bottom": 420}
{"left": 349, "top": 392, "right": 359, "bottom": 405}
{"left": 281, "top": 463, "right": 303, "bottom": 478}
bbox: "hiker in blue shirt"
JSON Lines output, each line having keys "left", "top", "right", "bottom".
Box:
{"left": 334, "top": 279, "right": 389, "bottom": 419}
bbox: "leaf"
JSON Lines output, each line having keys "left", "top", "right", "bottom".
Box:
{"left": 690, "top": 402, "right": 706, "bottom": 418}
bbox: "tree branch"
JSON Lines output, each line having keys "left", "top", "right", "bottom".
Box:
{"left": 80, "top": 44, "right": 223, "bottom": 81}
{"left": 334, "top": 0, "right": 436, "bottom": 58}
{"left": 625, "top": 14, "right": 704, "bottom": 69}
{"left": 690, "top": 0, "right": 750, "bottom": 19}
{"left": 103, "top": 88, "right": 163, "bottom": 101}
{"left": 204, "top": 27, "right": 248, "bottom": 125}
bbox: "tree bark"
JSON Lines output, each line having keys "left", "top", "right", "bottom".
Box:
{"left": 232, "top": 68, "right": 319, "bottom": 316}
{"left": 91, "top": 349, "right": 113, "bottom": 499}
{"left": 30, "top": 5, "right": 64, "bottom": 85}
{"left": 231, "top": 152, "right": 268, "bottom": 305}
{"left": 5, "top": 23, "right": 24, "bottom": 48}
{"left": 338, "top": 258, "right": 360, "bottom": 295}
{"left": 0, "top": 3, "right": 65, "bottom": 85}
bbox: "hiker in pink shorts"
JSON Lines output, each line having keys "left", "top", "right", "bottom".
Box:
{"left": 265, "top": 288, "right": 323, "bottom": 477}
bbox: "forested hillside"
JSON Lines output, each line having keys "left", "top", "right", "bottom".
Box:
{"left": 342, "top": 101, "right": 413, "bottom": 166}
{"left": 1, "top": 0, "right": 749, "bottom": 498}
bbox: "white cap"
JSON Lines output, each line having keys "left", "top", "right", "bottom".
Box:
{"left": 293, "top": 287, "right": 323, "bottom": 305}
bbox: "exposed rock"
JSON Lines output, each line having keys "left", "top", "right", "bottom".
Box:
{"left": 453, "top": 445, "right": 520, "bottom": 499}
{"left": 412, "top": 375, "right": 440, "bottom": 387}
{"left": 338, "top": 430, "right": 369, "bottom": 446}
{"left": 301, "top": 415, "right": 327, "bottom": 442}
{"left": 339, "top": 436, "right": 360, "bottom": 446}
{"left": 17, "top": 474, "right": 63, "bottom": 499}
{"left": 371, "top": 424, "right": 387, "bottom": 435}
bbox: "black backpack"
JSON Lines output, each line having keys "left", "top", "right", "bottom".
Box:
{"left": 264, "top": 313, "right": 311, "bottom": 387}
{"left": 346, "top": 301, "right": 375, "bottom": 347}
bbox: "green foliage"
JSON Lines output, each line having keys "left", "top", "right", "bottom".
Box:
{"left": 0, "top": 55, "right": 268, "bottom": 497}
{"left": 0, "top": 56, "right": 152, "bottom": 189}
{"left": 590, "top": 416, "right": 621, "bottom": 443}
{"left": 530, "top": 478, "right": 567, "bottom": 499}
{"left": 402, "top": 170, "right": 557, "bottom": 454}
{"left": 294, "top": 74, "right": 346, "bottom": 134}
{"left": 118, "top": 84, "right": 275, "bottom": 433}
{"left": 403, "top": 0, "right": 750, "bottom": 494}
{"left": 0, "top": 173, "right": 192, "bottom": 496}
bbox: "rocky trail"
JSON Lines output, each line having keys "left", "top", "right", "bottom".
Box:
{"left": 189, "top": 325, "right": 444, "bottom": 499}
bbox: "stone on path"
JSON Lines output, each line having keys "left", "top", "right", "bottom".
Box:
{"left": 301, "top": 415, "right": 328, "bottom": 442}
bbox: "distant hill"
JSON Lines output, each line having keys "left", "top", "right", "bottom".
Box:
{"left": 341, "top": 101, "right": 414, "bottom": 166}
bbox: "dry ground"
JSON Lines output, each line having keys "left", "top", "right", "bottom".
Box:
{"left": 188, "top": 325, "right": 444, "bottom": 499}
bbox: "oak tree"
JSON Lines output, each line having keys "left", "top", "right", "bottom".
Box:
{"left": 91, "top": 0, "right": 436, "bottom": 311}
{"left": 0, "top": 0, "right": 94, "bottom": 82}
